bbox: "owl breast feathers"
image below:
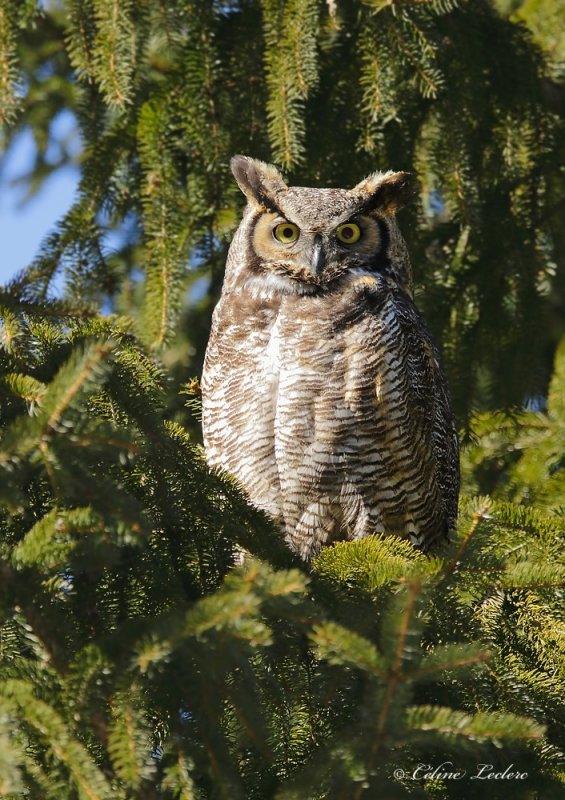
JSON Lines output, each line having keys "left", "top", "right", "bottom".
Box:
{"left": 202, "top": 155, "right": 459, "bottom": 559}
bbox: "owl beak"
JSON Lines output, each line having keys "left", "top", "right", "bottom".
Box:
{"left": 311, "top": 237, "right": 325, "bottom": 277}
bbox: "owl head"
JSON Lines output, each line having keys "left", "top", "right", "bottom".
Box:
{"left": 225, "top": 155, "right": 416, "bottom": 298}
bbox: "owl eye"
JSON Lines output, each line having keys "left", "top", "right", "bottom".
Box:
{"left": 336, "top": 222, "right": 361, "bottom": 244}
{"left": 273, "top": 222, "right": 300, "bottom": 244}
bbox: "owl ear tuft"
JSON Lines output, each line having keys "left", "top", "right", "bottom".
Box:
{"left": 230, "top": 155, "right": 288, "bottom": 208}
{"left": 352, "top": 170, "right": 417, "bottom": 214}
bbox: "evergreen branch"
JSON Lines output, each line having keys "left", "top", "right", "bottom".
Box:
{"left": 64, "top": 434, "right": 140, "bottom": 453}
{"left": 0, "top": 306, "right": 22, "bottom": 353}
{"left": 160, "top": 750, "right": 199, "bottom": 799}
{"left": 1, "top": 373, "right": 46, "bottom": 413}
{"left": 0, "top": 287, "right": 96, "bottom": 319}
{"left": 181, "top": 5, "right": 226, "bottom": 170}
{"left": 310, "top": 622, "right": 387, "bottom": 676}
{"left": 137, "top": 101, "right": 188, "bottom": 349}
{"left": 364, "top": 0, "right": 460, "bottom": 9}
{"left": 491, "top": 653, "right": 565, "bottom": 713}
{"left": 155, "top": 201, "right": 173, "bottom": 348}
{"left": 0, "top": 0, "right": 19, "bottom": 125}
{"left": 391, "top": 580, "right": 422, "bottom": 676}
{"left": 391, "top": 16, "right": 443, "bottom": 99}
{"left": 108, "top": 687, "right": 155, "bottom": 789}
{"left": 65, "top": 0, "right": 96, "bottom": 80}
{"left": 405, "top": 705, "right": 545, "bottom": 741}
{"left": 185, "top": 563, "right": 306, "bottom": 640}
{"left": 441, "top": 499, "right": 492, "bottom": 580}
{"left": 131, "top": 564, "right": 306, "bottom": 673}
{"left": 92, "top": 0, "right": 134, "bottom": 108}
{"left": 500, "top": 561, "right": 565, "bottom": 590}
{"left": 359, "top": 47, "right": 383, "bottom": 148}
{"left": 44, "top": 342, "right": 113, "bottom": 437}
{"left": 194, "top": 676, "right": 246, "bottom": 800}
{"left": 313, "top": 534, "right": 437, "bottom": 592}
{"left": 224, "top": 676, "right": 274, "bottom": 763}
{"left": 0, "top": 680, "right": 115, "bottom": 800}
{"left": 200, "top": 28, "right": 221, "bottom": 164}
{"left": 0, "top": 560, "right": 70, "bottom": 674}
{"left": 12, "top": 507, "right": 113, "bottom": 570}
{"left": 0, "top": 712, "right": 25, "bottom": 795}
{"left": 0, "top": 339, "right": 115, "bottom": 470}
{"left": 261, "top": 0, "right": 320, "bottom": 167}
{"left": 155, "top": 0, "right": 173, "bottom": 47}
{"left": 364, "top": 579, "right": 424, "bottom": 783}
{"left": 547, "top": 336, "right": 565, "bottom": 420}
{"left": 404, "top": 642, "right": 491, "bottom": 681}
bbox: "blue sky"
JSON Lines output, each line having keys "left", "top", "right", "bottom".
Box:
{"left": 0, "top": 112, "right": 210, "bottom": 306}
{"left": 0, "top": 112, "right": 80, "bottom": 285}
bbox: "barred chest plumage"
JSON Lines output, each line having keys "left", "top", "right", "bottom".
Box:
{"left": 201, "top": 156, "right": 459, "bottom": 559}
{"left": 203, "top": 277, "right": 451, "bottom": 559}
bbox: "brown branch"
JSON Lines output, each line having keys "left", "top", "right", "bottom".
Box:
{"left": 353, "top": 578, "right": 424, "bottom": 799}
{"left": 43, "top": 343, "right": 113, "bottom": 437}
{"left": 441, "top": 500, "right": 492, "bottom": 581}
{"left": 0, "top": 558, "right": 69, "bottom": 675}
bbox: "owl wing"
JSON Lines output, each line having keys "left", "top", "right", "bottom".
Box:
{"left": 391, "top": 288, "right": 460, "bottom": 541}
{"left": 354, "top": 284, "right": 459, "bottom": 548}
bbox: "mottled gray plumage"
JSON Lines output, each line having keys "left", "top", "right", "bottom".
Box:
{"left": 202, "top": 156, "right": 459, "bottom": 559}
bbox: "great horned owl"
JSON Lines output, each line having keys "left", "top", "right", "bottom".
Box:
{"left": 202, "top": 155, "right": 459, "bottom": 559}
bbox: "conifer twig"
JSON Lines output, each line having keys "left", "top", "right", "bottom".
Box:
{"left": 441, "top": 500, "right": 492, "bottom": 580}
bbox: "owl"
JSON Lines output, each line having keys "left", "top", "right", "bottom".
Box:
{"left": 201, "top": 155, "right": 459, "bottom": 559}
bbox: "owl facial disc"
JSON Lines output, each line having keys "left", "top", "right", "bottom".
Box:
{"left": 228, "top": 155, "right": 417, "bottom": 296}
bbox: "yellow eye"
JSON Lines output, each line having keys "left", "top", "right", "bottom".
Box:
{"left": 336, "top": 222, "right": 361, "bottom": 244}
{"left": 273, "top": 222, "right": 299, "bottom": 244}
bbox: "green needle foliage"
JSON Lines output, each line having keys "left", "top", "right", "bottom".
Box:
{"left": 2, "top": 0, "right": 564, "bottom": 414}
{"left": 1, "top": 1, "right": 565, "bottom": 798}
{"left": 462, "top": 337, "right": 565, "bottom": 508}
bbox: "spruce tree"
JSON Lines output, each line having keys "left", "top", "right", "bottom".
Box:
{"left": 0, "top": 1, "right": 564, "bottom": 798}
